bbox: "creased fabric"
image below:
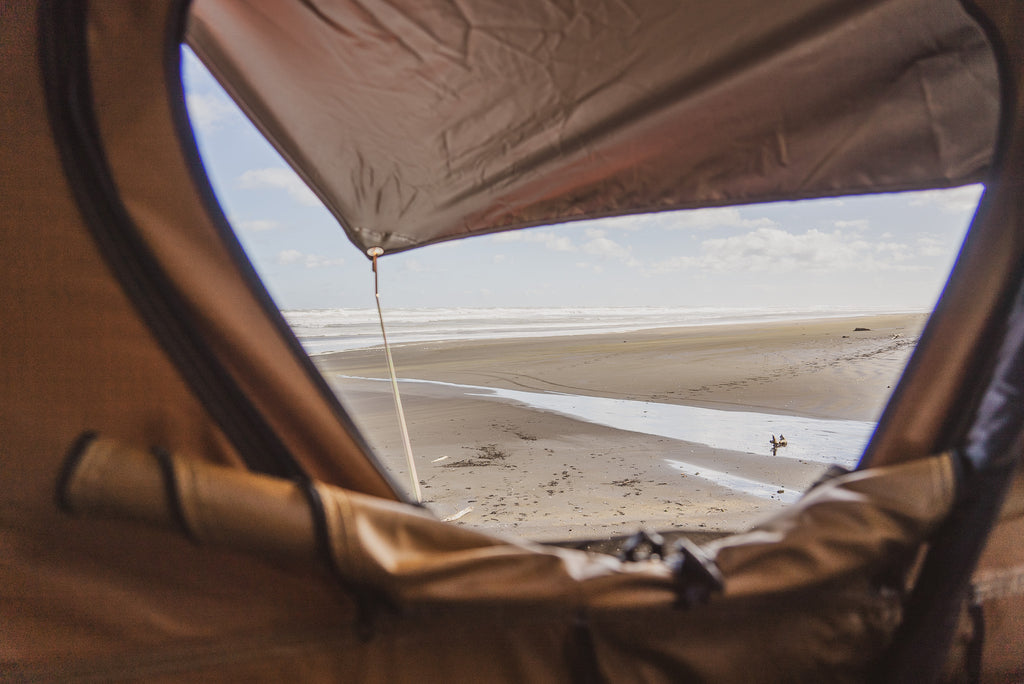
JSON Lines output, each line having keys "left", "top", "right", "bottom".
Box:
{"left": 188, "top": 0, "right": 997, "bottom": 254}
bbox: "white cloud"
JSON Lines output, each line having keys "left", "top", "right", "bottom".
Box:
{"left": 581, "top": 228, "right": 640, "bottom": 267}
{"left": 584, "top": 235, "right": 622, "bottom": 257}
{"left": 277, "top": 249, "right": 303, "bottom": 265}
{"left": 577, "top": 214, "right": 646, "bottom": 232}
{"left": 238, "top": 168, "right": 321, "bottom": 207}
{"left": 833, "top": 219, "right": 869, "bottom": 230}
{"left": 906, "top": 184, "right": 984, "bottom": 213}
{"left": 303, "top": 254, "right": 345, "bottom": 268}
{"left": 916, "top": 235, "right": 956, "bottom": 258}
{"left": 652, "top": 227, "right": 920, "bottom": 274}
{"left": 575, "top": 208, "right": 775, "bottom": 234}
{"left": 425, "top": 240, "right": 460, "bottom": 251}
{"left": 235, "top": 219, "right": 279, "bottom": 232}
{"left": 663, "top": 207, "right": 777, "bottom": 231}
{"left": 276, "top": 249, "right": 344, "bottom": 268}
{"left": 582, "top": 228, "right": 622, "bottom": 257}
{"left": 185, "top": 92, "right": 240, "bottom": 133}
{"left": 492, "top": 229, "right": 576, "bottom": 252}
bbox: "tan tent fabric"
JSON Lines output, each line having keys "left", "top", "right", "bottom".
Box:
{"left": 2, "top": 0, "right": 1024, "bottom": 680}
{"left": 943, "top": 467, "right": 1024, "bottom": 681}
{"left": 85, "top": 2, "right": 397, "bottom": 497}
{"left": 59, "top": 435, "right": 954, "bottom": 681}
{"left": 864, "top": 0, "right": 1024, "bottom": 469}
{"left": 187, "top": 0, "right": 997, "bottom": 255}
{"left": 0, "top": 2, "right": 391, "bottom": 677}
{"left": 61, "top": 436, "right": 955, "bottom": 607}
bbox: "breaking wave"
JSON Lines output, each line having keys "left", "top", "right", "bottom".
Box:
{"left": 284, "top": 305, "right": 917, "bottom": 354}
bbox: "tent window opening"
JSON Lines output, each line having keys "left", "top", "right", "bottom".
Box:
{"left": 182, "top": 45, "right": 983, "bottom": 542}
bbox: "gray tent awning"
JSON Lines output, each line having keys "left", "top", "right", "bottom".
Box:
{"left": 187, "top": 0, "right": 998, "bottom": 255}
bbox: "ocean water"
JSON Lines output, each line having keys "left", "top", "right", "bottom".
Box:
{"left": 285, "top": 305, "right": 908, "bottom": 354}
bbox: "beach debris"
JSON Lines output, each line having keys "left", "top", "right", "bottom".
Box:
{"left": 443, "top": 507, "right": 473, "bottom": 522}
{"left": 476, "top": 443, "right": 508, "bottom": 460}
{"left": 445, "top": 444, "right": 510, "bottom": 468}
{"left": 431, "top": 455, "right": 450, "bottom": 462}
{"left": 853, "top": 327, "right": 871, "bottom": 331}
{"left": 442, "top": 506, "right": 473, "bottom": 522}
{"left": 611, "top": 477, "right": 643, "bottom": 497}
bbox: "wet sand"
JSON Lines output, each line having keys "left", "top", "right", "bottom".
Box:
{"left": 314, "top": 313, "right": 927, "bottom": 541}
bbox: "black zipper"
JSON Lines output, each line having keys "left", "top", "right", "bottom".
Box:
{"left": 166, "top": 5, "right": 402, "bottom": 498}
{"left": 38, "top": 0, "right": 305, "bottom": 481}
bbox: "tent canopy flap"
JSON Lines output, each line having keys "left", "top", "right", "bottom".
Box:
{"left": 187, "top": 0, "right": 998, "bottom": 255}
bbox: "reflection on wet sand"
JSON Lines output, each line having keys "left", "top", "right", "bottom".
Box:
{"left": 342, "top": 375, "right": 873, "bottom": 499}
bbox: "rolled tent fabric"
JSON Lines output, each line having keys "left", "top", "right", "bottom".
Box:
{"left": 59, "top": 435, "right": 956, "bottom": 680}
{"left": 187, "top": 0, "right": 997, "bottom": 255}
{"left": 60, "top": 436, "right": 956, "bottom": 608}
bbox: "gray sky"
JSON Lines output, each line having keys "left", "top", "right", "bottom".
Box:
{"left": 183, "top": 48, "right": 983, "bottom": 313}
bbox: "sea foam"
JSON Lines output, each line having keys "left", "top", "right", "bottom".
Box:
{"left": 284, "top": 305, "right": 911, "bottom": 355}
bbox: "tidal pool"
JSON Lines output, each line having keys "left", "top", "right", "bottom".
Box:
{"left": 339, "top": 375, "right": 875, "bottom": 500}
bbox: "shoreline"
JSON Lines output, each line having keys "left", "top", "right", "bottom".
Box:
{"left": 290, "top": 306, "right": 929, "bottom": 357}
{"left": 313, "top": 313, "right": 927, "bottom": 541}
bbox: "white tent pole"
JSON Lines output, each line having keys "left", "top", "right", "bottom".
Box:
{"left": 368, "top": 247, "right": 421, "bottom": 502}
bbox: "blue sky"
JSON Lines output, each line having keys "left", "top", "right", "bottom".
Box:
{"left": 182, "top": 48, "right": 983, "bottom": 313}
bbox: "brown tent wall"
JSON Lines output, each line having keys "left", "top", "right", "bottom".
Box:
{"left": 75, "top": 2, "right": 399, "bottom": 497}
{"left": 864, "top": 1, "right": 1024, "bottom": 469}
{"left": 2, "top": 0, "right": 1023, "bottom": 680}
{"left": 2, "top": 0, "right": 393, "bottom": 677}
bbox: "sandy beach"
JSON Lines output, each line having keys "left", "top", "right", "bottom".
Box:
{"left": 313, "top": 313, "right": 927, "bottom": 541}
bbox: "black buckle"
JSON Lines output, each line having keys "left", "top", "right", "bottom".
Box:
{"left": 619, "top": 529, "right": 667, "bottom": 562}
{"left": 619, "top": 530, "right": 724, "bottom": 608}
{"left": 667, "top": 538, "right": 724, "bottom": 608}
